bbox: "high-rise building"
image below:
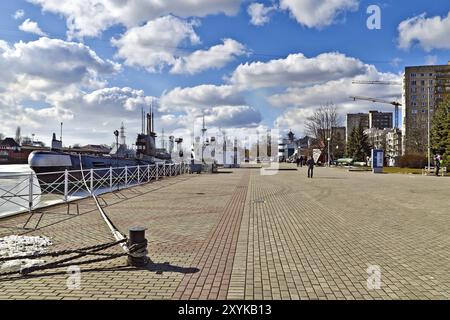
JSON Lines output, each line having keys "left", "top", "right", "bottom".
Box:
{"left": 346, "top": 113, "right": 369, "bottom": 141}
{"left": 403, "top": 62, "right": 450, "bottom": 154}
{"left": 369, "top": 110, "right": 393, "bottom": 130}
{"left": 346, "top": 111, "right": 392, "bottom": 141}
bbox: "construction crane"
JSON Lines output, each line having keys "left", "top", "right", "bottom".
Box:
{"left": 352, "top": 80, "right": 402, "bottom": 85}
{"left": 350, "top": 96, "right": 402, "bottom": 128}
{"left": 351, "top": 80, "right": 402, "bottom": 128}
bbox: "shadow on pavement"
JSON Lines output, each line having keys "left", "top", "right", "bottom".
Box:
{"left": 0, "top": 260, "right": 199, "bottom": 282}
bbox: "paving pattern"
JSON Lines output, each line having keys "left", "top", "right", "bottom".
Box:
{"left": 0, "top": 166, "right": 449, "bottom": 300}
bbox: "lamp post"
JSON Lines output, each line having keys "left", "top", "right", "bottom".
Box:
{"left": 427, "top": 85, "right": 431, "bottom": 171}
{"left": 327, "top": 137, "right": 331, "bottom": 167}
{"left": 114, "top": 130, "right": 119, "bottom": 167}
{"left": 114, "top": 129, "right": 119, "bottom": 191}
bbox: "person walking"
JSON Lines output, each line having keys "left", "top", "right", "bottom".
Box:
{"left": 435, "top": 154, "right": 441, "bottom": 176}
{"left": 299, "top": 155, "right": 304, "bottom": 167}
{"left": 296, "top": 156, "right": 301, "bottom": 167}
{"left": 306, "top": 156, "right": 314, "bottom": 179}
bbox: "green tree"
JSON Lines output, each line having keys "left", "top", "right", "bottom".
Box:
{"left": 346, "top": 123, "right": 372, "bottom": 162}
{"left": 431, "top": 97, "right": 450, "bottom": 166}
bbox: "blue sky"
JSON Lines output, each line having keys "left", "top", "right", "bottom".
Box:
{"left": 0, "top": 0, "right": 449, "bottom": 146}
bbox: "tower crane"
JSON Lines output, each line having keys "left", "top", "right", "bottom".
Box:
{"left": 350, "top": 96, "right": 402, "bottom": 128}
{"left": 351, "top": 80, "right": 402, "bottom": 128}
{"left": 352, "top": 80, "right": 402, "bottom": 85}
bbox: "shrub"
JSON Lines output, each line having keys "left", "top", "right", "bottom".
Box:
{"left": 397, "top": 154, "right": 428, "bottom": 168}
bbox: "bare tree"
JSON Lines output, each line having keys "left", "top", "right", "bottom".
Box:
{"left": 305, "top": 103, "right": 343, "bottom": 158}
{"left": 406, "top": 112, "right": 428, "bottom": 154}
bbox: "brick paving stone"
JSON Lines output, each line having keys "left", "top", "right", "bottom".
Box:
{"left": 1, "top": 165, "right": 449, "bottom": 300}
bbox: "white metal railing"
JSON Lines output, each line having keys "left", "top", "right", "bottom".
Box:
{"left": 0, "top": 162, "right": 190, "bottom": 218}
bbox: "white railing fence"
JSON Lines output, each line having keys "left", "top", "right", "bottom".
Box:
{"left": 0, "top": 162, "right": 190, "bottom": 218}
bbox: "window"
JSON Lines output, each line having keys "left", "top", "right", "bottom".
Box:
{"left": 411, "top": 80, "right": 417, "bottom": 85}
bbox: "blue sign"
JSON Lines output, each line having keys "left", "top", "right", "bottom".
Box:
{"left": 371, "top": 149, "right": 384, "bottom": 173}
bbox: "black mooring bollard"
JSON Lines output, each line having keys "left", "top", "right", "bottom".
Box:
{"left": 127, "top": 226, "right": 149, "bottom": 267}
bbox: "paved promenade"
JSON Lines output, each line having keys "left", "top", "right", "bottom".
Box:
{"left": 0, "top": 166, "right": 449, "bottom": 300}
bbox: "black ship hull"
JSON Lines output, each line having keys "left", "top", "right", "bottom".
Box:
{"left": 28, "top": 150, "right": 162, "bottom": 193}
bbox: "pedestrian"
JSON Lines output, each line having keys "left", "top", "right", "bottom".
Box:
{"left": 306, "top": 156, "right": 314, "bottom": 179}
{"left": 299, "top": 155, "right": 304, "bottom": 167}
{"left": 435, "top": 154, "right": 441, "bottom": 176}
{"left": 296, "top": 156, "right": 301, "bottom": 167}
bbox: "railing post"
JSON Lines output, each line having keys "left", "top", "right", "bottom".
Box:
{"left": 163, "top": 164, "right": 166, "bottom": 177}
{"left": 147, "top": 164, "right": 150, "bottom": 182}
{"left": 125, "top": 166, "right": 128, "bottom": 186}
{"left": 110, "top": 166, "right": 113, "bottom": 191}
{"left": 90, "top": 168, "right": 94, "bottom": 193}
{"left": 28, "top": 172, "right": 33, "bottom": 214}
{"left": 64, "top": 169, "right": 68, "bottom": 202}
{"left": 137, "top": 165, "right": 140, "bottom": 184}
{"left": 156, "top": 163, "right": 159, "bottom": 180}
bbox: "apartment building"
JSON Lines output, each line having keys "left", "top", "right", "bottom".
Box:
{"left": 403, "top": 63, "right": 450, "bottom": 154}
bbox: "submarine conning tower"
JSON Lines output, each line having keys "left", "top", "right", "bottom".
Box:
{"left": 136, "top": 111, "right": 157, "bottom": 159}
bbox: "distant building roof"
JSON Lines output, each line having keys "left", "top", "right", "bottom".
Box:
{"left": 0, "top": 138, "right": 20, "bottom": 148}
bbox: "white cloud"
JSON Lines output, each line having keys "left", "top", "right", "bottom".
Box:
{"left": 28, "top": 0, "right": 242, "bottom": 39}
{"left": 19, "top": 19, "right": 48, "bottom": 36}
{"left": 13, "top": 9, "right": 25, "bottom": 20}
{"left": 0, "top": 37, "right": 120, "bottom": 102}
{"left": 274, "top": 107, "right": 316, "bottom": 135}
{"left": 206, "top": 105, "right": 261, "bottom": 127}
{"left": 170, "top": 38, "right": 247, "bottom": 75}
{"left": 273, "top": 66, "right": 402, "bottom": 135}
{"left": 279, "top": 0, "right": 359, "bottom": 28}
{"left": 268, "top": 66, "right": 401, "bottom": 108}
{"left": 157, "top": 105, "right": 262, "bottom": 138}
{"left": 247, "top": 2, "right": 277, "bottom": 26}
{"left": 160, "top": 85, "right": 244, "bottom": 112}
{"left": 398, "top": 12, "right": 450, "bottom": 51}
{"left": 229, "top": 52, "right": 368, "bottom": 89}
{"left": 111, "top": 15, "right": 200, "bottom": 73}
{"left": 425, "top": 55, "right": 438, "bottom": 66}
{"left": 0, "top": 87, "right": 157, "bottom": 146}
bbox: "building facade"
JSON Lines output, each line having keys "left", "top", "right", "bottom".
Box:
{"left": 346, "top": 113, "right": 369, "bottom": 141}
{"left": 403, "top": 63, "right": 450, "bottom": 154}
{"left": 347, "top": 111, "right": 393, "bottom": 141}
{"left": 364, "top": 128, "right": 403, "bottom": 166}
{"left": 369, "top": 110, "right": 393, "bottom": 130}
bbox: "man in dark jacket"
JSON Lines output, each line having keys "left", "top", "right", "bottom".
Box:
{"left": 306, "top": 156, "right": 314, "bottom": 178}
{"left": 435, "top": 154, "right": 441, "bottom": 176}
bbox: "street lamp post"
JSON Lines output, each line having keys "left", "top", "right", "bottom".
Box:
{"left": 427, "top": 85, "right": 431, "bottom": 171}
{"left": 327, "top": 137, "right": 331, "bottom": 167}
{"left": 114, "top": 130, "right": 119, "bottom": 191}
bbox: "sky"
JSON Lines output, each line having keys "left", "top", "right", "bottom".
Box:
{"left": 0, "top": 0, "right": 449, "bottom": 147}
